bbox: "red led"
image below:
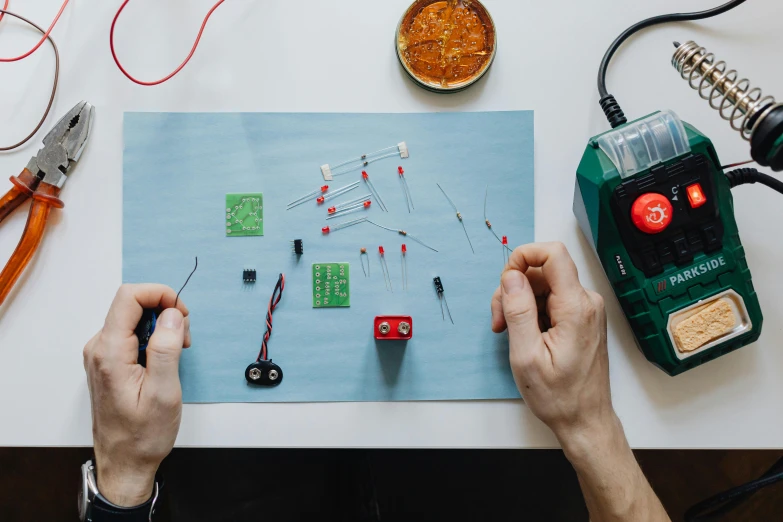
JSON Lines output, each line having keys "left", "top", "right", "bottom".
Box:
{"left": 317, "top": 196, "right": 325, "bottom": 204}
{"left": 686, "top": 183, "right": 707, "bottom": 208}
{"left": 321, "top": 226, "right": 330, "bottom": 234}
{"left": 363, "top": 201, "right": 372, "bottom": 208}
{"left": 320, "top": 185, "right": 329, "bottom": 193}
{"left": 362, "top": 171, "right": 369, "bottom": 180}
{"left": 502, "top": 236, "right": 508, "bottom": 245}
{"left": 327, "top": 206, "right": 336, "bottom": 214}
{"left": 401, "top": 244, "right": 407, "bottom": 253}
{"left": 379, "top": 246, "right": 385, "bottom": 255}
{"left": 398, "top": 166, "right": 404, "bottom": 175}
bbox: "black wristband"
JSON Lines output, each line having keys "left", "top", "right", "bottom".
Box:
{"left": 88, "top": 483, "right": 158, "bottom": 522}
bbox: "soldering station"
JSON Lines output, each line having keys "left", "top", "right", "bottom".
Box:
{"left": 576, "top": 1, "right": 783, "bottom": 375}
{"left": 1, "top": 0, "right": 783, "bottom": 517}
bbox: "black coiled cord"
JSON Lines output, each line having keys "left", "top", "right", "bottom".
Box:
{"left": 599, "top": 95, "right": 627, "bottom": 129}
{"left": 725, "top": 168, "right": 783, "bottom": 195}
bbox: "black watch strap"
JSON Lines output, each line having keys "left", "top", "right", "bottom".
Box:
{"left": 88, "top": 483, "right": 158, "bottom": 522}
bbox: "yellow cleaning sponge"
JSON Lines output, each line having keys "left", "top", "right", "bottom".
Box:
{"left": 673, "top": 298, "right": 737, "bottom": 353}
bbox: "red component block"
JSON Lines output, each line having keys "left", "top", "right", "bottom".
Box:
{"left": 374, "top": 315, "right": 413, "bottom": 341}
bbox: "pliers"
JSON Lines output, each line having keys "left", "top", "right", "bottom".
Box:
{"left": 0, "top": 101, "right": 94, "bottom": 306}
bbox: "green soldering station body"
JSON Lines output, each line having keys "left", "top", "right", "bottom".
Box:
{"left": 574, "top": 110, "right": 763, "bottom": 376}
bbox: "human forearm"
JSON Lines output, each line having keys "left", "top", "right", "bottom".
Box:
{"left": 493, "top": 244, "right": 669, "bottom": 522}
{"left": 558, "top": 414, "right": 670, "bottom": 522}
{"left": 83, "top": 284, "right": 190, "bottom": 516}
{"left": 96, "top": 456, "right": 157, "bottom": 507}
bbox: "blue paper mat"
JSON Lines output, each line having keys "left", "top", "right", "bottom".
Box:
{"left": 123, "top": 112, "right": 534, "bottom": 403}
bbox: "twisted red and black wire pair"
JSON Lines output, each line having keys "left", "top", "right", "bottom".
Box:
{"left": 257, "top": 273, "right": 285, "bottom": 362}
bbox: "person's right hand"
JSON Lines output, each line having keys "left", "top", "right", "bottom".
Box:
{"left": 491, "top": 242, "right": 615, "bottom": 447}
{"left": 83, "top": 284, "right": 191, "bottom": 507}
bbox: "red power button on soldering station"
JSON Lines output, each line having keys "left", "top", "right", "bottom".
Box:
{"left": 631, "top": 193, "right": 673, "bottom": 234}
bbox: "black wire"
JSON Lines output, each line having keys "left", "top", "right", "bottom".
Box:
{"left": 598, "top": 0, "right": 747, "bottom": 98}
{"left": 174, "top": 257, "right": 198, "bottom": 308}
{"left": 597, "top": 0, "right": 747, "bottom": 127}
{"left": 725, "top": 168, "right": 783, "bottom": 196}
{"left": 684, "top": 457, "right": 783, "bottom": 521}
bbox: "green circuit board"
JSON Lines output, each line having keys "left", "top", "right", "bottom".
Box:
{"left": 312, "top": 263, "right": 350, "bottom": 308}
{"left": 226, "top": 193, "right": 263, "bottom": 236}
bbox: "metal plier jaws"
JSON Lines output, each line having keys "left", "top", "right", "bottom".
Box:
{"left": 0, "top": 101, "right": 94, "bottom": 306}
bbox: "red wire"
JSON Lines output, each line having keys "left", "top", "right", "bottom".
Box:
{"left": 110, "top": 0, "right": 226, "bottom": 86}
{"left": 0, "top": 0, "right": 8, "bottom": 24}
{"left": 258, "top": 274, "right": 285, "bottom": 361}
{"left": 0, "top": 0, "right": 70, "bottom": 62}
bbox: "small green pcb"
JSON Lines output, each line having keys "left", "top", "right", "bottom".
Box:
{"left": 226, "top": 193, "right": 263, "bottom": 237}
{"left": 312, "top": 263, "right": 350, "bottom": 308}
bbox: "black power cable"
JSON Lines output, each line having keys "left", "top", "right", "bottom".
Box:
{"left": 680, "top": 169, "right": 783, "bottom": 517}
{"left": 684, "top": 456, "right": 783, "bottom": 521}
{"left": 597, "top": 0, "right": 747, "bottom": 128}
{"left": 725, "top": 167, "right": 783, "bottom": 195}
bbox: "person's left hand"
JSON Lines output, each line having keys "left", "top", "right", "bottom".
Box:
{"left": 83, "top": 284, "right": 191, "bottom": 507}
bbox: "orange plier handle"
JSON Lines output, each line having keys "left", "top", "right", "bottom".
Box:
{"left": 0, "top": 169, "right": 40, "bottom": 222}
{"left": 0, "top": 169, "right": 64, "bottom": 306}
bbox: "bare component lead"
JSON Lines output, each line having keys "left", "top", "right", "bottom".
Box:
{"left": 326, "top": 200, "right": 372, "bottom": 219}
{"left": 437, "top": 183, "right": 474, "bottom": 254}
{"left": 288, "top": 185, "right": 328, "bottom": 210}
{"left": 484, "top": 185, "right": 512, "bottom": 251}
{"left": 366, "top": 220, "right": 438, "bottom": 253}
{"left": 397, "top": 166, "right": 414, "bottom": 213}
{"left": 327, "top": 194, "right": 372, "bottom": 214}
{"left": 321, "top": 217, "right": 368, "bottom": 235}
{"left": 433, "top": 276, "right": 453, "bottom": 324}
{"left": 379, "top": 246, "right": 393, "bottom": 292}
{"left": 360, "top": 247, "right": 370, "bottom": 277}
{"left": 362, "top": 171, "right": 388, "bottom": 212}
{"left": 321, "top": 142, "right": 410, "bottom": 179}
{"left": 317, "top": 181, "right": 360, "bottom": 204}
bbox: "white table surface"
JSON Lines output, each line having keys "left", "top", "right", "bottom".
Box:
{"left": 1, "top": 0, "right": 782, "bottom": 449}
